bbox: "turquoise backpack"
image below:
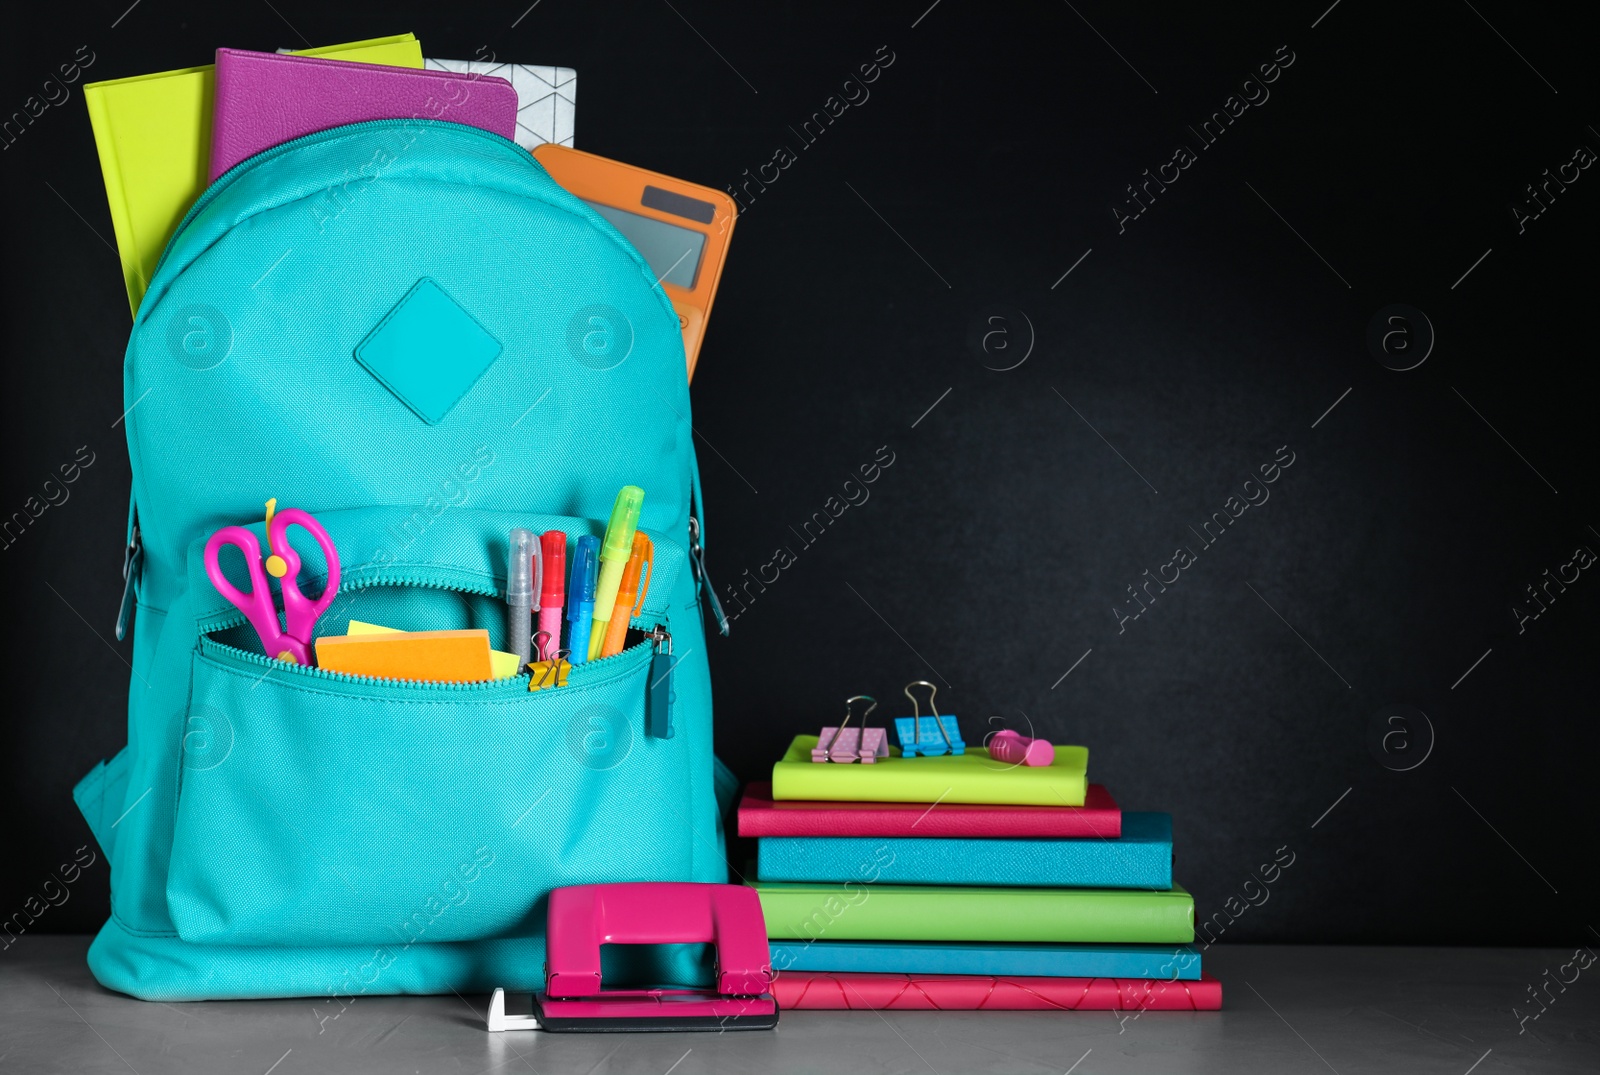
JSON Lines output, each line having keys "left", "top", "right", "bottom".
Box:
{"left": 71, "top": 120, "right": 735, "bottom": 1002}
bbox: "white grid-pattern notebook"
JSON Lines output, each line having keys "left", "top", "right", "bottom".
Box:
{"left": 423, "top": 59, "right": 576, "bottom": 150}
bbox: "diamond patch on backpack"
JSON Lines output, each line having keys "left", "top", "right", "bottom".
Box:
{"left": 354, "top": 278, "right": 503, "bottom": 425}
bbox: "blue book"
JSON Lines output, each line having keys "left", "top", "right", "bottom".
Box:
{"left": 769, "top": 940, "right": 1201, "bottom": 980}
{"left": 756, "top": 811, "right": 1172, "bottom": 889}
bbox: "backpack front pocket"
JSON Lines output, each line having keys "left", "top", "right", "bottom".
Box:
{"left": 168, "top": 628, "right": 687, "bottom": 947}
{"left": 165, "top": 507, "right": 697, "bottom": 949}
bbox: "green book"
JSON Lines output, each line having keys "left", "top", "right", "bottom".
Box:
{"left": 771, "top": 735, "right": 1088, "bottom": 806}
{"left": 85, "top": 34, "right": 423, "bottom": 316}
{"left": 752, "top": 878, "right": 1194, "bottom": 944}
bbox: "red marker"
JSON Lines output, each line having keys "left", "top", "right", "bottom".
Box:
{"left": 537, "top": 531, "right": 567, "bottom": 660}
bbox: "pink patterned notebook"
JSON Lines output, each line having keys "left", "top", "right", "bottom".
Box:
{"left": 772, "top": 970, "right": 1223, "bottom": 1011}
{"left": 209, "top": 49, "right": 518, "bottom": 180}
{"left": 737, "top": 782, "right": 1122, "bottom": 838}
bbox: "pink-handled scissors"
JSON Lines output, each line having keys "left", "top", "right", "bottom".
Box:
{"left": 204, "top": 499, "right": 340, "bottom": 665}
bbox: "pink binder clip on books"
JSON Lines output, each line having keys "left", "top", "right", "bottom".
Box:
{"left": 811, "top": 695, "right": 887, "bottom": 763}
{"left": 486, "top": 883, "right": 779, "bottom": 1033}
{"left": 988, "top": 729, "right": 1055, "bottom": 767}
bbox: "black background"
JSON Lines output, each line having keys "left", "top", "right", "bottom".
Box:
{"left": 4, "top": 1, "right": 1596, "bottom": 945}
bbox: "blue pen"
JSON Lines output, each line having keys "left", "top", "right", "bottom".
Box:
{"left": 565, "top": 535, "right": 600, "bottom": 664}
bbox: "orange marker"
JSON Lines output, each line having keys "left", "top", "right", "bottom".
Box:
{"left": 598, "top": 533, "right": 653, "bottom": 659}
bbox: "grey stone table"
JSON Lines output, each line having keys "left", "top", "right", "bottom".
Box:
{"left": 3, "top": 939, "right": 1596, "bottom": 1073}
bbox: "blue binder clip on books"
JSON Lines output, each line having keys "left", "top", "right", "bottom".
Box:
{"left": 893, "top": 681, "right": 964, "bottom": 757}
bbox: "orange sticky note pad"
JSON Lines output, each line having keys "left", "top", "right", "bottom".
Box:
{"left": 314, "top": 629, "right": 495, "bottom": 683}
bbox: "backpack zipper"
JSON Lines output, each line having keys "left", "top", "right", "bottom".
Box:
{"left": 201, "top": 629, "right": 655, "bottom": 695}
{"left": 646, "top": 627, "right": 676, "bottom": 738}
{"left": 194, "top": 569, "right": 505, "bottom": 637}
{"left": 687, "top": 514, "right": 728, "bottom": 636}
{"left": 197, "top": 570, "right": 669, "bottom": 691}
{"left": 116, "top": 511, "right": 142, "bottom": 641}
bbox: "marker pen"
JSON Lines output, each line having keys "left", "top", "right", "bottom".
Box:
{"left": 538, "top": 531, "right": 567, "bottom": 660}
{"left": 600, "top": 532, "right": 653, "bottom": 659}
{"left": 588, "top": 486, "right": 644, "bottom": 660}
{"left": 566, "top": 536, "right": 600, "bottom": 665}
{"left": 507, "top": 529, "right": 537, "bottom": 669}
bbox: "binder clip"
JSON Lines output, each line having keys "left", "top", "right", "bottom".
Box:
{"left": 486, "top": 882, "right": 779, "bottom": 1033}
{"left": 527, "top": 633, "right": 570, "bottom": 692}
{"left": 987, "top": 728, "right": 1055, "bottom": 767}
{"left": 894, "top": 681, "right": 964, "bottom": 757}
{"left": 811, "top": 695, "right": 888, "bottom": 764}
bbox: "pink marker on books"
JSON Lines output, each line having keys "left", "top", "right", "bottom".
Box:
{"left": 988, "top": 730, "right": 1054, "bottom": 767}
{"left": 537, "top": 531, "right": 567, "bottom": 661}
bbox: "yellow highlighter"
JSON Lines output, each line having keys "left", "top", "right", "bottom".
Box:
{"left": 599, "top": 533, "right": 653, "bottom": 659}
{"left": 587, "top": 485, "right": 645, "bottom": 660}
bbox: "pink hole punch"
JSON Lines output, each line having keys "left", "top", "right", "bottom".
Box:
{"left": 988, "top": 729, "right": 1055, "bottom": 767}
{"left": 486, "top": 882, "right": 779, "bottom": 1033}
{"left": 811, "top": 695, "right": 887, "bottom": 764}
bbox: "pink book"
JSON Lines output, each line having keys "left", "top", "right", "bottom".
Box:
{"left": 772, "top": 970, "right": 1223, "bottom": 1011}
{"left": 209, "top": 49, "right": 518, "bottom": 180}
{"left": 737, "top": 782, "right": 1121, "bottom": 839}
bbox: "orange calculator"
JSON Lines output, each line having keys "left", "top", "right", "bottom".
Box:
{"left": 533, "top": 144, "right": 736, "bottom": 382}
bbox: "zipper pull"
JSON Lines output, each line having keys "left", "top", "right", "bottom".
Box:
{"left": 688, "top": 515, "right": 729, "bottom": 637}
{"left": 116, "top": 523, "right": 143, "bottom": 641}
{"left": 646, "top": 628, "right": 675, "bottom": 739}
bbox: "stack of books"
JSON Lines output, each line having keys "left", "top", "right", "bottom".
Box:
{"left": 741, "top": 735, "right": 1222, "bottom": 1011}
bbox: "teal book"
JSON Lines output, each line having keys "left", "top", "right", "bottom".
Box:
{"left": 757, "top": 812, "right": 1172, "bottom": 889}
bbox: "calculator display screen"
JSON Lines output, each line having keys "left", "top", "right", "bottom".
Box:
{"left": 583, "top": 201, "right": 706, "bottom": 289}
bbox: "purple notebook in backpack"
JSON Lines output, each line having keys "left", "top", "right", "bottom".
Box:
{"left": 210, "top": 48, "right": 518, "bottom": 180}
